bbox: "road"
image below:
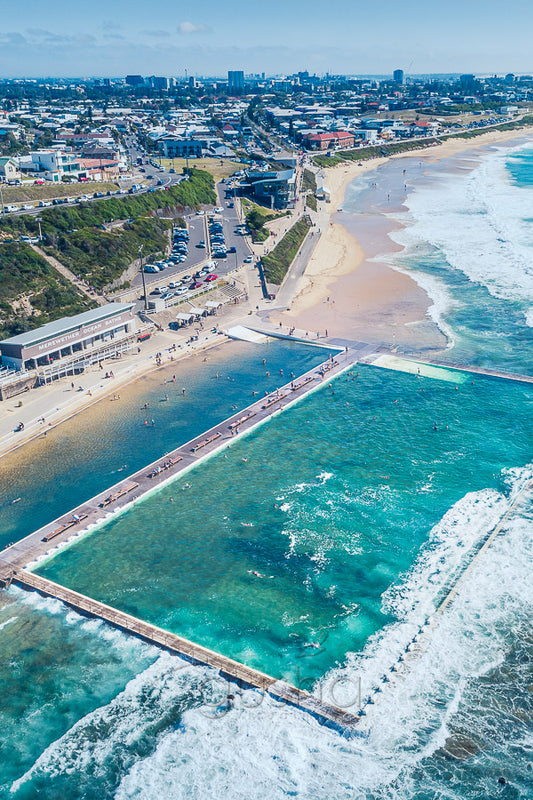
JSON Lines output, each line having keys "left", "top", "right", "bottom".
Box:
{"left": 0, "top": 134, "right": 183, "bottom": 220}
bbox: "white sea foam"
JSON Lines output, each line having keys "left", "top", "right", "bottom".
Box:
{"left": 389, "top": 144, "right": 533, "bottom": 327}
{"left": 9, "top": 469, "right": 533, "bottom": 799}
{"left": 11, "top": 653, "right": 209, "bottom": 793}
{"left": 0, "top": 615, "right": 17, "bottom": 632}
{"left": 113, "top": 489, "right": 532, "bottom": 800}
{"left": 113, "top": 470, "right": 531, "bottom": 799}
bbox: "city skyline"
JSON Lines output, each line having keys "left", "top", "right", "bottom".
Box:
{"left": 0, "top": 0, "right": 532, "bottom": 78}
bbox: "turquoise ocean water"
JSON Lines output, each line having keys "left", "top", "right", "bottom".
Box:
{"left": 1, "top": 145, "right": 532, "bottom": 798}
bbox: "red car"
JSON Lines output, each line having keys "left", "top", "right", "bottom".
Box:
{"left": 190, "top": 281, "right": 203, "bottom": 289}
{"left": 205, "top": 274, "right": 217, "bottom": 282}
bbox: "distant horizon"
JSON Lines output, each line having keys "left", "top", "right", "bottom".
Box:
{"left": 0, "top": 71, "right": 530, "bottom": 83}
{"left": 1, "top": 0, "right": 532, "bottom": 78}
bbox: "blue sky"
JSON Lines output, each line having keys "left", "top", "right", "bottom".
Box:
{"left": 0, "top": 0, "right": 531, "bottom": 78}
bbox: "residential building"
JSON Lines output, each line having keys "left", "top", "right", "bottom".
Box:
{"left": 158, "top": 137, "right": 203, "bottom": 158}
{"left": 0, "top": 157, "right": 21, "bottom": 182}
{"left": 302, "top": 131, "right": 355, "bottom": 151}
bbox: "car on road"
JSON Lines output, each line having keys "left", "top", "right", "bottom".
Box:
{"left": 244, "top": 255, "right": 253, "bottom": 263}
{"left": 197, "top": 240, "right": 206, "bottom": 248}
{"left": 169, "top": 168, "right": 175, "bottom": 173}
{"left": 227, "top": 246, "right": 236, "bottom": 253}
{"left": 196, "top": 210, "right": 205, "bottom": 215}
{"left": 214, "top": 207, "right": 224, "bottom": 213}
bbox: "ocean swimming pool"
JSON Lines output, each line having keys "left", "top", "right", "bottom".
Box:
{"left": 33, "top": 364, "right": 533, "bottom": 685}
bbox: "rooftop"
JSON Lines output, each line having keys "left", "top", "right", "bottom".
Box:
{"left": 1, "top": 303, "right": 134, "bottom": 348}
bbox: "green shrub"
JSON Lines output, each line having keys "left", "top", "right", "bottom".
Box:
{"left": 262, "top": 216, "right": 311, "bottom": 285}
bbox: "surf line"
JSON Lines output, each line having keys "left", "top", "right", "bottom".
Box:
{"left": 353, "top": 475, "right": 533, "bottom": 720}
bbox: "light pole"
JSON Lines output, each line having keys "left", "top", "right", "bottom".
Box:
{"left": 35, "top": 216, "right": 43, "bottom": 242}
{"left": 139, "top": 246, "right": 148, "bottom": 310}
{"left": 0, "top": 184, "right": 4, "bottom": 216}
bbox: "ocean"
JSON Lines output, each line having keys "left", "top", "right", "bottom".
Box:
{"left": 389, "top": 139, "right": 533, "bottom": 373}
{"left": 1, "top": 141, "right": 532, "bottom": 799}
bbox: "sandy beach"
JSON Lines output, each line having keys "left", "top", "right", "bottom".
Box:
{"left": 271, "top": 126, "right": 533, "bottom": 350}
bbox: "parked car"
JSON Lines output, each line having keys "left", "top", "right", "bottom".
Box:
{"left": 205, "top": 274, "right": 217, "bottom": 282}
{"left": 244, "top": 255, "right": 253, "bottom": 263}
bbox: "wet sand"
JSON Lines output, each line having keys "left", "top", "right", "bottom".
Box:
{"left": 271, "top": 127, "right": 533, "bottom": 351}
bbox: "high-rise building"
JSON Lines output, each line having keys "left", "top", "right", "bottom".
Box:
{"left": 125, "top": 75, "right": 144, "bottom": 86}
{"left": 393, "top": 69, "right": 404, "bottom": 85}
{"left": 460, "top": 74, "right": 476, "bottom": 92}
{"left": 149, "top": 76, "right": 169, "bottom": 90}
{"left": 228, "top": 70, "right": 245, "bottom": 94}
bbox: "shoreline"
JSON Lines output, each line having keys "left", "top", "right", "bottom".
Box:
{"left": 1, "top": 126, "right": 531, "bottom": 461}
{"left": 271, "top": 127, "right": 533, "bottom": 351}
{"left": 0, "top": 330, "right": 230, "bottom": 461}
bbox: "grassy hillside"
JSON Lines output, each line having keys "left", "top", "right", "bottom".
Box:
{"left": 0, "top": 171, "right": 217, "bottom": 290}
{"left": 47, "top": 217, "right": 170, "bottom": 289}
{"left": 241, "top": 198, "right": 283, "bottom": 243}
{"left": 0, "top": 243, "right": 96, "bottom": 339}
{"left": 261, "top": 216, "right": 311, "bottom": 285}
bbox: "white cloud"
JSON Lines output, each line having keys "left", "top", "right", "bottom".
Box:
{"left": 177, "top": 21, "right": 210, "bottom": 35}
